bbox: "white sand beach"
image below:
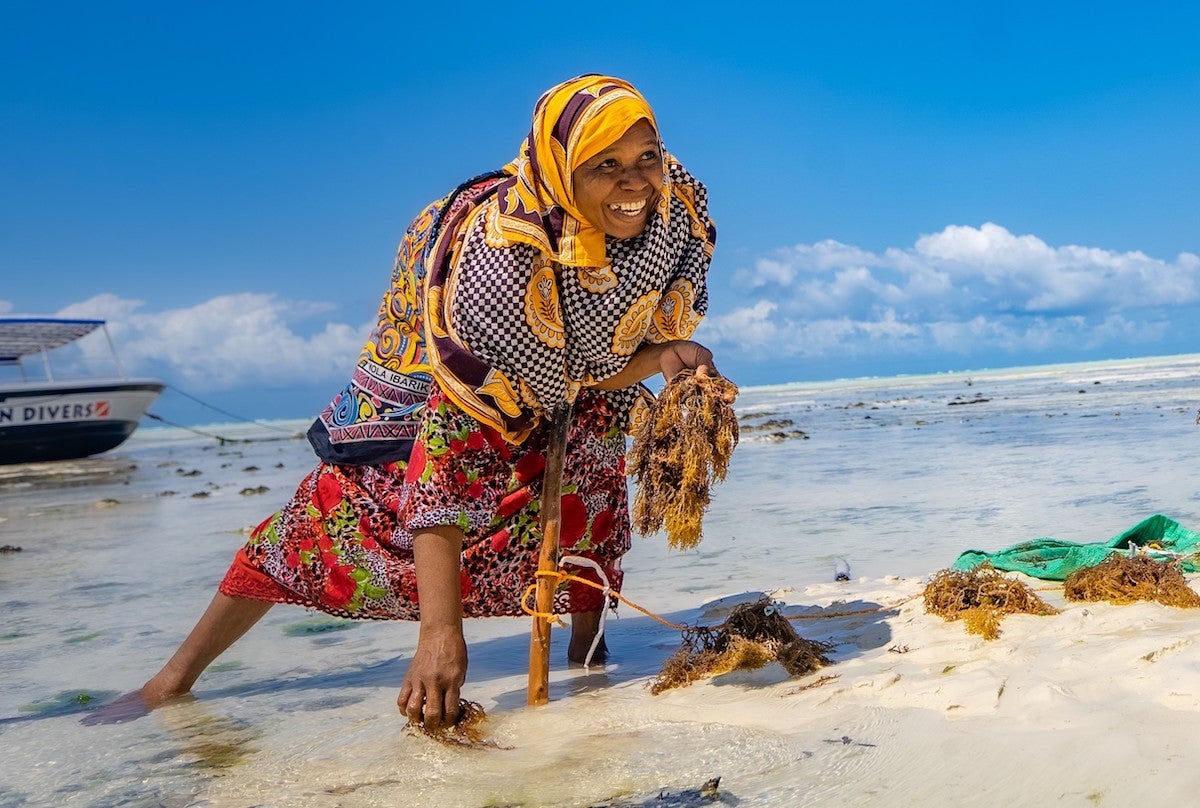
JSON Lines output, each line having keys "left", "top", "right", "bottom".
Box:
{"left": 3, "top": 354, "right": 1200, "bottom": 807}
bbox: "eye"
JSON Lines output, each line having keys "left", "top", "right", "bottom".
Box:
{"left": 594, "top": 158, "right": 620, "bottom": 173}
{"left": 640, "top": 148, "right": 661, "bottom": 162}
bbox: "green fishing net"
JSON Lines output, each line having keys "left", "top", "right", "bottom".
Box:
{"left": 953, "top": 514, "right": 1200, "bottom": 581}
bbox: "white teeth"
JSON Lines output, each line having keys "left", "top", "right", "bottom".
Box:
{"left": 610, "top": 200, "right": 646, "bottom": 215}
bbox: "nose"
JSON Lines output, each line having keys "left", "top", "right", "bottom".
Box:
{"left": 617, "top": 164, "right": 652, "bottom": 190}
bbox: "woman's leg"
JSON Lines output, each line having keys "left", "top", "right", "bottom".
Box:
{"left": 141, "top": 592, "right": 274, "bottom": 707}
{"left": 568, "top": 610, "right": 608, "bottom": 665}
{"left": 83, "top": 592, "right": 273, "bottom": 724}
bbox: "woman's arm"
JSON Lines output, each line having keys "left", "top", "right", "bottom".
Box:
{"left": 397, "top": 525, "right": 468, "bottom": 731}
{"left": 592, "top": 340, "right": 719, "bottom": 390}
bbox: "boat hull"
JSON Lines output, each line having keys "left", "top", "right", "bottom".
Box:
{"left": 0, "top": 381, "right": 164, "bottom": 464}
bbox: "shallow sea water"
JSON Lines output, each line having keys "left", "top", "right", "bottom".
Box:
{"left": 2, "top": 355, "right": 1199, "bottom": 807}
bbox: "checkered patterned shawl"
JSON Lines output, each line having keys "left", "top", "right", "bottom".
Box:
{"left": 425, "top": 155, "right": 715, "bottom": 444}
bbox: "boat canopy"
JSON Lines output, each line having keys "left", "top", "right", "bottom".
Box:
{"left": 0, "top": 318, "right": 106, "bottom": 364}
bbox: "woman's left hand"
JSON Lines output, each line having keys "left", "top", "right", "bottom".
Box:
{"left": 656, "top": 340, "right": 717, "bottom": 381}
{"left": 591, "top": 339, "right": 730, "bottom": 393}
{"left": 398, "top": 625, "right": 468, "bottom": 731}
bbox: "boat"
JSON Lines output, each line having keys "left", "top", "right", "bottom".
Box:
{"left": 0, "top": 318, "right": 164, "bottom": 464}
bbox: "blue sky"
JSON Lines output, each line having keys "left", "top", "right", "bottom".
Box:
{"left": 3, "top": 2, "right": 1198, "bottom": 424}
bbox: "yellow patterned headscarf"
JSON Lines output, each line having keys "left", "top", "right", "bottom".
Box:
{"left": 490, "top": 74, "right": 669, "bottom": 268}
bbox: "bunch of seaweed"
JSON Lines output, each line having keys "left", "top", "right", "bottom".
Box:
{"left": 406, "top": 700, "right": 501, "bottom": 749}
{"left": 650, "top": 598, "right": 834, "bottom": 694}
{"left": 923, "top": 564, "right": 1058, "bottom": 640}
{"left": 1063, "top": 553, "right": 1200, "bottom": 607}
{"left": 628, "top": 369, "right": 739, "bottom": 550}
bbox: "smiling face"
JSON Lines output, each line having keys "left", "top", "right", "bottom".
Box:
{"left": 570, "top": 119, "right": 663, "bottom": 240}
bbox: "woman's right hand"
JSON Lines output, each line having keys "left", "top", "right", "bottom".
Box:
{"left": 398, "top": 625, "right": 468, "bottom": 731}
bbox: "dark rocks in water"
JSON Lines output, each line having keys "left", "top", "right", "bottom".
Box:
{"left": 740, "top": 418, "right": 808, "bottom": 441}
{"left": 947, "top": 396, "right": 989, "bottom": 406}
{"left": 239, "top": 486, "right": 270, "bottom": 496}
{"left": 0, "top": 545, "right": 22, "bottom": 553}
{"left": 764, "top": 430, "right": 809, "bottom": 442}
{"left": 741, "top": 418, "right": 795, "bottom": 432}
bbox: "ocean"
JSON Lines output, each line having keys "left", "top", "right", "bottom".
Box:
{"left": 2, "top": 354, "right": 1199, "bottom": 807}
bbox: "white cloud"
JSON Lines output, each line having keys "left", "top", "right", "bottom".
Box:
{"left": 915, "top": 224, "right": 1200, "bottom": 312}
{"left": 700, "top": 306, "right": 922, "bottom": 361}
{"left": 739, "top": 240, "right": 880, "bottom": 288}
{"left": 54, "top": 293, "right": 370, "bottom": 390}
{"left": 697, "top": 300, "right": 781, "bottom": 349}
{"left": 915, "top": 222, "right": 1050, "bottom": 269}
{"left": 710, "top": 223, "right": 1199, "bottom": 363}
{"left": 738, "top": 223, "right": 1200, "bottom": 314}
{"left": 57, "top": 293, "right": 145, "bottom": 323}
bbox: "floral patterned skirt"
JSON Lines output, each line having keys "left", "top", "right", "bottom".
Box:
{"left": 219, "top": 384, "right": 631, "bottom": 619}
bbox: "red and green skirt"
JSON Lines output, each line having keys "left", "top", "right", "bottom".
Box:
{"left": 219, "top": 384, "right": 630, "bottom": 619}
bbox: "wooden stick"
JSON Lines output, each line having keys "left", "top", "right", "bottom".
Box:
{"left": 527, "top": 400, "right": 573, "bottom": 706}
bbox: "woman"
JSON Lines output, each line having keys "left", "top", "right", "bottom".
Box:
{"left": 122, "top": 75, "right": 720, "bottom": 731}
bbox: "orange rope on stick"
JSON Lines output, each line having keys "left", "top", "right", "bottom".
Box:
{"left": 519, "top": 569, "right": 691, "bottom": 631}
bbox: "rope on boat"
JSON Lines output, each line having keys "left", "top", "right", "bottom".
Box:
{"left": 143, "top": 384, "right": 303, "bottom": 445}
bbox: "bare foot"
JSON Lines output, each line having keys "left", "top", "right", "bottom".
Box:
{"left": 568, "top": 611, "right": 609, "bottom": 666}
{"left": 80, "top": 689, "right": 150, "bottom": 725}
{"left": 81, "top": 592, "right": 271, "bottom": 726}
{"left": 80, "top": 677, "right": 191, "bottom": 725}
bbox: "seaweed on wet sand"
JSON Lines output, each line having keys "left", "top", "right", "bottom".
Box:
{"left": 1063, "top": 554, "right": 1200, "bottom": 608}
{"left": 923, "top": 564, "right": 1058, "bottom": 640}
{"left": 650, "top": 598, "right": 834, "bottom": 694}
{"left": 406, "top": 699, "right": 500, "bottom": 749}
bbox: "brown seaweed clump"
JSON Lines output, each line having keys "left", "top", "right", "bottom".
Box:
{"left": 650, "top": 598, "right": 834, "bottom": 694}
{"left": 628, "top": 369, "right": 739, "bottom": 550}
{"left": 1063, "top": 554, "right": 1200, "bottom": 608}
{"left": 406, "top": 700, "right": 498, "bottom": 749}
{"left": 923, "top": 565, "right": 1058, "bottom": 640}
